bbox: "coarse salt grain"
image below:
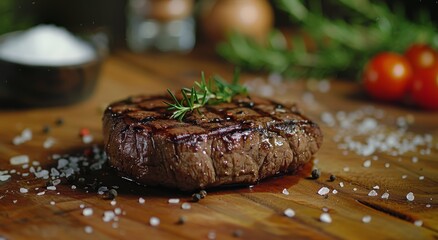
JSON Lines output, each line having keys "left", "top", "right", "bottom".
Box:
{"left": 84, "top": 226, "right": 93, "bottom": 234}
{"left": 282, "top": 188, "right": 290, "bottom": 195}
{"left": 168, "top": 198, "right": 180, "bottom": 204}
{"left": 412, "top": 157, "right": 418, "bottom": 163}
{"left": 149, "top": 217, "right": 160, "bottom": 227}
{"left": 50, "top": 201, "right": 56, "bottom": 205}
{"left": 353, "top": 188, "right": 357, "bottom": 191}
{"left": 363, "top": 160, "right": 371, "bottom": 168}
{"left": 320, "top": 213, "right": 332, "bottom": 223}
{"left": 114, "top": 208, "right": 122, "bottom": 215}
{"left": 318, "top": 187, "right": 330, "bottom": 196}
{"left": 373, "top": 185, "right": 380, "bottom": 190}
{"left": 385, "top": 163, "right": 390, "bottom": 168}
{"left": 332, "top": 189, "right": 338, "bottom": 194}
{"left": 362, "top": 215, "right": 372, "bottom": 223}
{"left": 343, "top": 167, "right": 350, "bottom": 172}
{"left": 419, "top": 176, "right": 424, "bottom": 180}
{"left": 43, "top": 137, "right": 56, "bottom": 149}
{"left": 381, "top": 192, "right": 389, "bottom": 199}
{"left": 368, "top": 190, "right": 378, "bottom": 197}
{"left": 139, "top": 197, "right": 145, "bottom": 204}
{"left": 71, "top": 185, "right": 77, "bottom": 190}
{"left": 10, "top": 155, "right": 30, "bottom": 165}
{"left": 82, "top": 135, "right": 94, "bottom": 144}
{"left": 181, "top": 202, "right": 191, "bottom": 210}
{"left": 426, "top": 204, "right": 431, "bottom": 208}
{"left": 0, "top": 175, "right": 11, "bottom": 181}
{"left": 82, "top": 208, "right": 93, "bottom": 216}
{"left": 103, "top": 211, "right": 115, "bottom": 222}
{"left": 110, "top": 200, "right": 117, "bottom": 206}
{"left": 20, "top": 187, "right": 28, "bottom": 193}
{"left": 339, "top": 182, "right": 344, "bottom": 188}
{"left": 37, "top": 191, "right": 45, "bottom": 196}
{"left": 47, "top": 186, "right": 56, "bottom": 191}
{"left": 283, "top": 208, "right": 295, "bottom": 218}
{"left": 402, "top": 175, "right": 407, "bottom": 179}
{"left": 414, "top": 220, "right": 423, "bottom": 227}
{"left": 406, "top": 192, "right": 415, "bottom": 201}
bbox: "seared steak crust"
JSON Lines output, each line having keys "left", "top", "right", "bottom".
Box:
{"left": 103, "top": 95, "right": 323, "bottom": 191}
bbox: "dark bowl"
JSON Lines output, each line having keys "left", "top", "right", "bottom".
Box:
{"left": 0, "top": 31, "right": 107, "bottom": 108}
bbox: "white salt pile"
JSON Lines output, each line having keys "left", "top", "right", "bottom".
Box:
{"left": 0, "top": 25, "right": 96, "bottom": 66}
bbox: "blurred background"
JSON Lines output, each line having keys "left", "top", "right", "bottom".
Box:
{"left": 1, "top": 0, "right": 436, "bottom": 79}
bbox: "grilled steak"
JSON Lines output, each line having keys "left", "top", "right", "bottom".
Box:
{"left": 103, "top": 94, "right": 323, "bottom": 191}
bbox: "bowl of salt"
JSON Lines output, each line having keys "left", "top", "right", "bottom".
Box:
{"left": 0, "top": 25, "right": 106, "bottom": 107}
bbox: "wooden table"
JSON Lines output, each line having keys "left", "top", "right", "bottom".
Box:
{"left": 0, "top": 49, "right": 437, "bottom": 239}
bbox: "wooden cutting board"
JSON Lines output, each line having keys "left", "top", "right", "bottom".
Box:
{"left": 0, "top": 50, "right": 437, "bottom": 240}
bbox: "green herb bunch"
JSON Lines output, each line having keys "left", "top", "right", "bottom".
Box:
{"left": 165, "top": 70, "right": 247, "bottom": 121}
{"left": 217, "top": 0, "right": 438, "bottom": 79}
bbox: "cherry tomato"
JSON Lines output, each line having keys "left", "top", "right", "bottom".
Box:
{"left": 405, "top": 43, "right": 438, "bottom": 70}
{"left": 411, "top": 63, "right": 438, "bottom": 110}
{"left": 363, "top": 52, "right": 413, "bottom": 102}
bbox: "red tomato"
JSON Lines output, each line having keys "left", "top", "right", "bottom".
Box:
{"left": 363, "top": 52, "right": 413, "bottom": 102}
{"left": 411, "top": 63, "right": 438, "bottom": 110}
{"left": 405, "top": 43, "right": 438, "bottom": 70}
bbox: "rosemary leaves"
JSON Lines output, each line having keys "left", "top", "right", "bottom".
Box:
{"left": 164, "top": 70, "right": 247, "bottom": 121}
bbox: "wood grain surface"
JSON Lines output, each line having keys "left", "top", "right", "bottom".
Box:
{"left": 0, "top": 49, "right": 437, "bottom": 240}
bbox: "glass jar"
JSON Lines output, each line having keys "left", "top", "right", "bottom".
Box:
{"left": 127, "top": 0, "right": 195, "bottom": 52}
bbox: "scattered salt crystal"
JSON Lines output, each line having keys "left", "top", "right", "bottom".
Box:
{"left": 57, "top": 159, "right": 69, "bottom": 169}
{"left": 37, "top": 191, "right": 45, "bottom": 196}
{"left": 318, "top": 187, "right": 330, "bottom": 196}
{"left": 139, "top": 197, "right": 145, "bottom": 204}
{"left": 103, "top": 211, "right": 115, "bottom": 222}
{"left": 50, "top": 168, "right": 60, "bottom": 177}
{"left": 373, "top": 185, "right": 380, "bottom": 190}
{"left": 283, "top": 208, "right": 295, "bottom": 218}
{"left": 0, "top": 175, "right": 11, "bottom": 181}
{"left": 9, "top": 169, "right": 16, "bottom": 174}
{"left": 322, "top": 207, "right": 329, "bottom": 212}
{"left": 208, "top": 231, "right": 216, "bottom": 240}
{"left": 362, "top": 215, "right": 372, "bottom": 223}
{"left": 149, "top": 217, "right": 160, "bottom": 227}
{"left": 168, "top": 198, "right": 180, "bottom": 204}
{"left": 406, "top": 192, "right": 415, "bottom": 201}
{"left": 339, "top": 182, "right": 344, "bottom": 188}
{"left": 32, "top": 161, "right": 40, "bottom": 166}
{"left": 10, "top": 155, "right": 30, "bottom": 165}
{"left": 82, "top": 208, "right": 93, "bottom": 216}
{"left": 82, "top": 135, "right": 94, "bottom": 144}
{"left": 368, "top": 190, "right": 378, "bottom": 197}
{"left": 402, "top": 175, "right": 407, "bottom": 179}
{"left": 426, "top": 204, "right": 431, "bottom": 208}
{"left": 46, "top": 186, "right": 56, "bottom": 191}
{"left": 22, "top": 164, "right": 29, "bottom": 169}
{"left": 181, "top": 202, "right": 191, "bottom": 210}
{"left": 412, "top": 157, "right": 418, "bottom": 163}
{"left": 84, "top": 226, "right": 93, "bottom": 234}
{"left": 353, "top": 188, "right": 357, "bottom": 191}
{"left": 13, "top": 200, "right": 17, "bottom": 204}
{"left": 43, "top": 137, "right": 56, "bottom": 149}
{"left": 419, "top": 176, "right": 424, "bottom": 180}
{"left": 80, "top": 204, "right": 85, "bottom": 208}
{"left": 110, "top": 200, "right": 117, "bottom": 206}
{"left": 414, "top": 220, "right": 423, "bottom": 227}
{"left": 20, "top": 187, "right": 28, "bottom": 193}
{"left": 282, "top": 188, "right": 290, "bottom": 195}
{"left": 381, "top": 192, "right": 389, "bottom": 199}
{"left": 318, "top": 80, "right": 330, "bottom": 93}
{"left": 97, "top": 186, "right": 108, "bottom": 195}
{"left": 50, "top": 201, "right": 56, "bottom": 205}
{"left": 385, "top": 163, "right": 390, "bottom": 168}
{"left": 363, "top": 160, "right": 371, "bottom": 168}
{"left": 114, "top": 208, "right": 122, "bottom": 215}
{"left": 320, "top": 213, "right": 332, "bottom": 223}
{"left": 71, "top": 185, "right": 77, "bottom": 190}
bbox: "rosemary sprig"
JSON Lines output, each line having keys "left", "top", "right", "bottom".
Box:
{"left": 217, "top": 0, "right": 438, "bottom": 79}
{"left": 164, "top": 70, "right": 247, "bottom": 121}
